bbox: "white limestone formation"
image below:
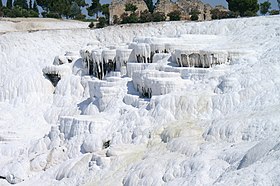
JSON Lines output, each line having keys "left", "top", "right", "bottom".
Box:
{"left": 174, "top": 49, "right": 228, "bottom": 68}
{"left": 132, "top": 70, "right": 183, "bottom": 97}
{"left": 116, "top": 49, "right": 133, "bottom": 75}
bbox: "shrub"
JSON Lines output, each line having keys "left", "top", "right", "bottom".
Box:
{"left": 46, "top": 12, "right": 61, "bottom": 18}
{"left": 139, "top": 10, "right": 152, "bottom": 23}
{"left": 243, "top": 10, "right": 257, "bottom": 17}
{"left": 113, "top": 15, "right": 120, "bottom": 24}
{"left": 121, "top": 12, "right": 139, "bottom": 24}
{"left": 152, "top": 12, "right": 166, "bottom": 22}
{"left": 96, "top": 17, "right": 107, "bottom": 28}
{"left": 227, "top": 11, "right": 239, "bottom": 18}
{"left": 211, "top": 9, "right": 228, "bottom": 19}
{"left": 88, "top": 22, "right": 95, "bottom": 28}
{"left": 125, "top": 3, "right": 137, "bottom": 12}
{"left": 269, "top": 9, "right": 280, "bottom": 15}
{"left": 190, "top": 9, "right": 200, "bottom": 21}
{"left": 167, "top": 10, "right": 181, "bottom": 21}
{"left": 74, "top": 14, "right": 86, "bottom": 20}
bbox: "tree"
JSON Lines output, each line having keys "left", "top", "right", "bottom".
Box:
{"left": 260, "top": 1, "right": 271, "bottom": 15}
{"left": 33, "top": 0, "right": 38, "bottom": 13}
{"left": 96, "top": 17, "right": 107, "bottom": 28}
{"left": 167, "top": 10, "right": 181, "bottom": 21}
{"left": 87, "top": 0, "right": 101, "bottom": 17}
{"left": 70, "top": 1, "right": 81, "bottom": 18}
{"left": 14, "top": 0, "right": 29, "bottom": 9}
{"left": 0, "top": 0, "right": 3, "bottom": 8}
{"left": 29, "top": 0, "right": 32, "bottom": 9}
{"left": 7, "top": 0, "right": 13, "bottom": 9}
{"left": 190, "top": 9, "right": 200, "bottom": 21}
{"left": 144, "top": 0, "right": 154, "bottom": 13}
{"left": 101, "top": 4, "right": 109, "bottom": 20}
{"left": 226, "top": 0, "right": 259, "bottom": 17}
{"left": 125, "top": 3, "right": 137, "bottom": 12}
{"left": 278, "top": 0, "right": 280, "bottom": 12}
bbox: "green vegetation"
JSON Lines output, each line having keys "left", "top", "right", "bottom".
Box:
{"left": 269, "top": 9, "right": 279, "bottom": 15}
{"left": 125, "top": 3, "right": 137, "bottom": 12}
{"left": 167, "top": 10, "right": 181, "bottom": 21}
{"left": 190, "top": 9, "right": 200, "bottom": 21}
{"left": 260, "top": 1, "right": 271, "bottom": 15}
{"left": 226, "top": 0, "right": 259, "bottom": 17}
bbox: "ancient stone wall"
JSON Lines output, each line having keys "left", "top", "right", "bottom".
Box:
{"left": 109, "top": 0, "right": 228, "bottom": 24}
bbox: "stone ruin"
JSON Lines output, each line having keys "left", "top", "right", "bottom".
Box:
{"left": 108, "top": 0, "right": 228, "bottom": 24}
{"left": 109, "top": 0, "right": 149, "bottom": 24}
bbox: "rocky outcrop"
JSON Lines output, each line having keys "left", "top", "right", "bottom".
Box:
{"left": 109, "top": 0, "right": 149, "bottom": 24}
{"left": 154, "top": 0, "right": 212, "bottom": 21}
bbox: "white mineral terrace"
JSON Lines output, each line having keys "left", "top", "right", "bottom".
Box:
{"left": 1, "top": 16, "right": 280, "bottom": 186}
{"left": 43, "top": 35, "right": 252, "bottom": 100}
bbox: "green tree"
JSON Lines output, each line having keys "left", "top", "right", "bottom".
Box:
{"left": 70, "top": 1, "right": 81, "bottom": 18}
{"left": 260, "top": 1, "right": 271, "bottom": 15}
{"left": 144, "top": 0, "right": 154, "bottom": 13}
{"left": 33, "top": 0, "right": 38, "bottom": 13}
{"left": 29, "top": 0, "right": 32, "bottom": 9}
{"left": 96, "top": 17, "right": 107, "bottom": 28}
{"left": 125, "top": 3, "right": 137, "bottom": 12}
{"left": 226, "top": 0, "right": 259, "bottom": 17}
{"left": 0, "top": 0, "right": 3, "bottom": 7}
{"left": 14, "top": 0, "right": 29, "bottom": 9}
{"left": 190, "top": 9, "right": 200, "bottom": 21}
{"left": 167, "top": 10, "right": 181, "bottom": 21}
{"left": 87, "top": 0, "right": 101, "bottom": 17}
{"left": 101, "top": 4, "right": 109, "bottom": 20}
{"left": 7, "top": 0, "right": 13, "bottom": 9}
{"left": 278, "top": 0, "right": 280, "bottom": 12}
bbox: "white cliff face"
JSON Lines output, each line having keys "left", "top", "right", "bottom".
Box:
{"left": 0, "top": 16, "right": 280, "bottom": 185}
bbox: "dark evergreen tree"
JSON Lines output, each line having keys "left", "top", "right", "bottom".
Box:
{"left": 226, "top": 0, "right": 259, "bottom": 17}
{"left": 144, "top": 0, "right": 154, "bottom": 13}
{"left": 33, "top": 0, "right": 38, "bottom": 13}
{"left": 7, "top": 0, "right": 13, "bottom": 9}
{"left": 277, "top": 0, "right": 280, "bottom": 12}
{"left": 87, "top": 0, "right": 101, "bottom": 17}
{"left": 101, "top": 4, "right": 109, "bottom": 20}
{"left": 0, "top": 0, "right": 3, "bottom": 8}
{"left": 70, "top": 1, "right": 81, "bottom": 18}
{"left": 190, "top": 9, "right": 200, "bottom": 21}
{"left": 260, "top": 1, "right": 271, "bottom": 15}
{"left": 29, "top": 0, "right": 32, "bottom": 9}
{"left": 14, "top": 0, "right": 29, "bottom": 9}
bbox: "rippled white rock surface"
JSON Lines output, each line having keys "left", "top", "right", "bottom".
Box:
{"left": 0, "top": 16, "right": 280, "bottom": 185}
